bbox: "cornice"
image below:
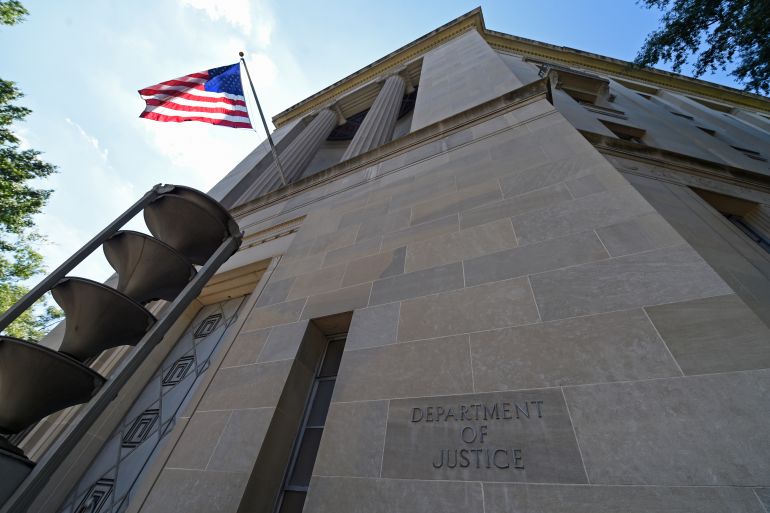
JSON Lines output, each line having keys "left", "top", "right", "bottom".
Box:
{"left": 486, "top": 31, "right": 770, "bottom": 114}
{"left": 581, "top": 131, "right": 770, "bottom": 196}
{"left": 272, "top": 8, "right": 769, "bottom": 128}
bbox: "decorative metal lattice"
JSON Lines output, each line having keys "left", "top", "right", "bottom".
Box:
{"left": 56, "top": 296, "right": 245, "bottom": 513}
{"left": 73, "top": 478, "right": 114, "bottom": 513}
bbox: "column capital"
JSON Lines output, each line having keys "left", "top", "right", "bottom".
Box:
{"left": 332, "top": 104, "right": 347, "bottom": 125}
{"left": 397, "top": 69, "right": 416, "bottom": 94}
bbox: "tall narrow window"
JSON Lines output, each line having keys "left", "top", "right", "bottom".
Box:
{"left": 724, "top": 214, "right": 770, "bottom": 254}
{"left": 693, "top": 188, "right": 770, "bottom": 256}
{"left": 275, "top": 335, "right": 346, "bottom": 513}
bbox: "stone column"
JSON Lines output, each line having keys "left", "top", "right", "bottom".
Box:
{"left": 238, "top": 108, "right": 338, "bottom": 204}
{"left": 280, "top": 108, "right": 338, "bottom": 183}
{"left": 341, "top": 74, "right": 406, "bottom": 161}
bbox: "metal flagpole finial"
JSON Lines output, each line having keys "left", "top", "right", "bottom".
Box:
{"left": 239, "top": 51, "right": 288, "bottom": 187}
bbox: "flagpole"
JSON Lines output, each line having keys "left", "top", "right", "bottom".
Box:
{"left": 239, "top": 51, "right": 287, "bottom": 186}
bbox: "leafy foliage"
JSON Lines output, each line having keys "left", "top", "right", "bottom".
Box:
{"left": 0, "top": 234, "right": 60, "bottom": 340}
{"left": 0, "top": 0, "right": 62, "bottom": 339}
{"left": 0, "top": 0, "right": 27, "bottom": 25}
{"left": 634, "top": 0, "right": 770, "bottom": 95}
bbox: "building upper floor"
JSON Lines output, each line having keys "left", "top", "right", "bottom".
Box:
{"left": 208, "top": 8, "right": 770, "bottom": 212}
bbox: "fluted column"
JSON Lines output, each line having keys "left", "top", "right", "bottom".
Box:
{"left": 280, "top": 108, "right": 338, "bottom": 182}
{"left": 238, "top": 108, "right": 338, "bottom": 203}
{"left": 341, "top": 74, "right": 406, "bottom": 161}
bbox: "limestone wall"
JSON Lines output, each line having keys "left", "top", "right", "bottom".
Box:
{"left": 126, "top": 92, "right": 770, "bottom": 512}
{"left": 59, "top": 25, "right": 770, "bottom": 513}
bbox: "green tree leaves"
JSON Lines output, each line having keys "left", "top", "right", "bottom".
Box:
{"left": 0, "top": 0, "right": 62, "bottom": 339}
{"left": 635, "top": 0, "right": 770, "bottom": 95}
{"left": 0, "top": 0, "right": 27, "bottom": 26}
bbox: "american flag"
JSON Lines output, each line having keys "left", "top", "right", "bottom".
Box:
{"left": 138, "top": 63, "right": 253, "bottom": 129}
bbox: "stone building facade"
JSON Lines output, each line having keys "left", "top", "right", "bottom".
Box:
{"left": 13, "top": 8, "right": 770, "bottom": 513}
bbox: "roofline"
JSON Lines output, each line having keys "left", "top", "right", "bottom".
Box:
{"left": 272, "top": 7, "right": 770, "bottom": 128}
{"left": 484, "top": 30, "right": 770, "bottom": 113}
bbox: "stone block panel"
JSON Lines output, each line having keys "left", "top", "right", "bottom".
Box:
{"left": 346, "top": 302, "right": 400, "bottom": 351}
{"left": 333, "top": 335, "right": 474, "bottom": 402}
{"left": 322, "top": 237, "right": 381, "bottom": 268}
{"left": 645, "top": 294, "right": 770, "bottom": 375}
{"left": 463, "top": 231, "right": 608, "bottom": 287}
{"left": 339, "top": 201, "right": 390, "bottom": 229}
{"left": 341, "top": 247, "right": 405, "bottom": 287}
{"left": 355, "top": 208, "right": 411, "bottom": 243}
{"left": 498, "top": 152, "right": 598, "bottom": 198}
{"left": 398, "top": 278, "right": 540, "bottom": 342}
{"left": 387, "top": 173, "right": 456, "bottom": 211}
{"left": 286, "top": 264, "right": 345, "bottom": 300}
{"left": 381, "top": 389, "right": 587, "bottom": 483}
{"left": 565, "top": 173, "right": 607, "bottom": 198}
{"left": 482, "top": 483, "right": 765, "bottom": 513}
{"left": 460, "top": 183, "right": 572, "bottom": 230}
{"left": 410, "top": 178, "right": 502, "bottom": 226}
{"left": 221, "top": 328, "right": 270, "bottom": 368}
{"left": 166, "top": 410, "right": 231, "bottom": 470}
{"left": 197, "top": 359, "right": 292, "bottom": 412}
{"left": 381, "top": 213, "right": 459, "bottom": 251}
{"left": 301, "top": 282, "right": 372, "bottom": 320}
{"left": 405, "top": 218, "right": 516, "bottom": 273}
{"left": 257, "top": 320, "right": 309, "bottom": 363}
{"left": 755, "top": 488, "right": 770, "bottom": 511}
{"left": 303, "top": 476, "right": 483, "bottom": 513}
{"left": 564, "top": 369, "right": 770, "bottom": 485}
{"left": 412, "top": 29, "right": 522, "bottom": 130}
{"left": 207, "top": 408, "right": 275, "bottom": 473}
{"left": 271, "top": 254, "right": 324, "bottom": 282}
{"left": 530, "top": 245, "right": 731, "bottom": 321}
{"left": 369, "top": 262, "right": 463, "bottom": 305}
{"left": 309, "top": 224, "right": 359, "bottom": 254}
{"left": 254, "top": 277, "right": 294, "bottom": 308}
{"left": 241, "top": 299, "right": 306, "bottom": 332}
{"left": 471, "top": 309, "right": 681, "bottom": 391}
{"left": 140, "top": 468, "right": 248, "bottom": 513}
{"left": 512, "top": 188, "right": 655, "bottom": 245}
{"left": 313, "top": 400, "right": 388, "bottom": 478}
{"left": 595, "top": 212, "right": 685, "bottom": 257}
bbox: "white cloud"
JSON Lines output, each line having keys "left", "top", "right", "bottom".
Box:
{"left": 179, "top": 0, "right": 254, "bottom": 37}
{"left": 253, "top": 5, "right": 274, "bottom": 47}
{"left": 139, "top": 121, "right": 257, "bottom": 192}
{"left": 244, "top": 52, "right": 278, "bottom": 89}
{"left": 65, "top": 117, "right": 109, "bottom": 162}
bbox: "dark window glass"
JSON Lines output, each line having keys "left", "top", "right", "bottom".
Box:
{"left": 319, "top": 339, "right": 344, "bottom": 377}
{"left": 725, "top": 214, "right": 770, "bottom": 254}
{"left": 288, "top": 427, "right": 323, "bottom": 488}
{"left": 278, "top": 491, "right": 306, "bottom": 513}
{"left": 307, "top": 379, "right": 335, "bottom": 427}
{"left": 276, "top": 335, "right": 347, "bottom": 513}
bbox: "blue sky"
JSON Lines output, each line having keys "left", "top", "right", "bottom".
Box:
{"left": 0, "top": 0, "right": 741, "bottom": 282}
